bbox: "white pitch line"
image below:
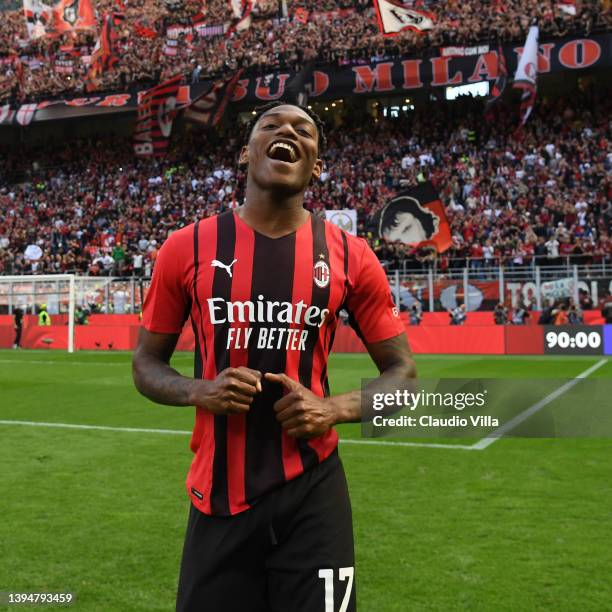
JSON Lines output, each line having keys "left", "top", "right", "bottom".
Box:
{"left": 340, "top": 439, "right": 474, "bottom": 450}
{"left": 0, "top": 420, "right": 192, "bottom": 435}
{"left": 0, "top": 419, "right": 470, "bottom": 450}
{"left": 471, "top": 358, "right": 608, "bottom": 451}
{"left": 0, "top": 359, "right": 129, "bottom": 366}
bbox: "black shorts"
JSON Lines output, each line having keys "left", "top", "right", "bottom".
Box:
{"left": 176, "top": 450, "right": 356, "bottom": 612}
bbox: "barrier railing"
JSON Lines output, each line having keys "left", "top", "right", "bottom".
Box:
{"left": 0, "top": 265, "right": 609, "bottom": 316}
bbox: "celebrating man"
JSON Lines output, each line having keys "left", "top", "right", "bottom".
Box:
{"left": 132, "top": 102, "right": 415, "bottom": 612}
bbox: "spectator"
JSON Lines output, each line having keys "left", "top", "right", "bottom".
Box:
{"left": 553, "top": 303, "right": 569, "bottom": 325}
{"left": 493, "top": 302, "right": 508, "bottom": 325}
{"left": 567, "top": 300, "right": 583, "bottom": 324}
{"left": 75, "top": 305, "right": 89, "bottom": 325}
{"left": 600, "top": 292, "right": 612, "bottom": 324}
{"left": 449, "top": 304, "right": 467, "bottom": 325}
{"left": 409, "top": 303, "right": 422, "bottom": 326}
{"left": 538, "top": 299, "right": 556, "bottom": 325}
{"left": 511, "top": 301, "right": 530, "bottom": 325}
{"left": 578, "top": 289, "right": 594, "bottom": 311}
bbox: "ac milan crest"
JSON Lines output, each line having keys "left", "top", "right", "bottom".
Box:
{"left": 313, "top": 260, "right": 330, "bottom": 288}
{"left": 63, "top": 0, "right": 77, "bottom": 25}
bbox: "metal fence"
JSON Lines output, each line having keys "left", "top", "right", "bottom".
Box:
{"left": 0, "top": 276, "right": 148, "bottom": 315}
{"left": 389, "top": 263, "right": 610, "bottom": 313}
{"left": 0, "top": 265, "right": 610, "bottom": 315}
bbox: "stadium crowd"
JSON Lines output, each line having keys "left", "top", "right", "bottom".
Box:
{"left": 1, "top": 0, "right": 610, "bottom": 104}
{"left": 0, "top": 85, "right": 610, "bottom": 278}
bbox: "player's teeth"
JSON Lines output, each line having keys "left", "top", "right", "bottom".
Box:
{"left": 270, "top": 142, "right": 297, "bottom": 161}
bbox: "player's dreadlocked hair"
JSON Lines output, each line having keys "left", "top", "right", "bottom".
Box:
{"left": 242, "top": 101, "right": 327, "bottom": 152}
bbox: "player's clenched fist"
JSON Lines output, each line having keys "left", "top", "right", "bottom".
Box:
{"left": 197, "top": 367, "right": 262, "bottom": 415}
{"left": 265, "top": 372, "right": 335, "bottom": 439}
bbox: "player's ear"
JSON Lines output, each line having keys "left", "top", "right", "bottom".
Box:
{"left": 238, "top": 145, "right": 249, "bottom": 167}
{"left": 311, "top": 158, "right": 323, "bottom": 182}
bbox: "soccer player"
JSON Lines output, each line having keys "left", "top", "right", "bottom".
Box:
{"left": 132, "top": 102, "right": 415, "bottom": 612}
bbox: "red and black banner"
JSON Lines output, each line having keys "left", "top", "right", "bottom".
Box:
{"left": 87, "top": 12, "right": 124, "bottom": 85}
{"left": 51, "top": 0, "right": 95, "bottom": 34}
{"left": 183, "top": 70, "right": 243, "bottom": 127}
{"left": 489, "top": 43, "right": 508, "bottom": 102}
{"left": 371, "top": 182, "right": 452, "bottom": 253}
{"left": 133, "top": 74, "right": 183, "bottom": 157}
{"left": 225, "top": 33, "right": 610, "bottom": 104}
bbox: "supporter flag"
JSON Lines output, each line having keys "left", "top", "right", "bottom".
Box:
{"left": 489, "top": 43, "right": 507, "bottom": 102}
{"left": 229, "top": 0, "right": 252, "bottom": 32}
{"left": 373, "top": 0, "right": 434, "bottom": 37}
{"left": 183, "top": 70, "right": 243, "bottom": 126}
{"left": 134, "top": 22, "right": 158, "bottom": 39}
{"left": 23, "top": 0, "right": 53, "bottom": 39}
{"left": 86, "top": 12, "right": 124, "bottom": 87}
{"left": 133, "top": 74, "right": 183, "bottom": 157}
{"left": 512, "top": 25, "right": 539, "bottom": 125}
{"left": 51, "top": 0, "right": 96, "bottom": 34}
{"left": 558, "top": 1, "right": 576, "bottom": 15}
{"left": 284, "top": 59, "right": 314, "bottom": 106}
{"left": 294, "top": 7, "right": 308, "bottom": 24}
{"left": 370, "top": 182, "right": 452, "bottom": 253}
{"left": 191, "top": 9, "right": 205, "bottom": 25}
{"left": 0, "top": 104, "right": 15, "bottom": 125}
{"left": 16, "top": 103, "right": 38, "bottom": 126}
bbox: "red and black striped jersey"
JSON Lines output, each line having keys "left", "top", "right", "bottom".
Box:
{"left": 142, "top": 210, "right": 404, "bottom": 516}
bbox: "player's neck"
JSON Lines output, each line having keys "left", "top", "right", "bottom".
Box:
{"left": 238, "top": 192, "right": 310, "bottom": 238}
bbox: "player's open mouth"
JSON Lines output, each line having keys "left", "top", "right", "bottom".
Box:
{"left": 266, "top": 140, "right": 300, "bottom": 163}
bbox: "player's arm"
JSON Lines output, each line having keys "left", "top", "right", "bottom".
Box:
{"left": 133, "top": 329, "right": 197, "bottom": 406}
{"left": 328, "top": 331, "right": 416, "bottom": 424}
{"left": 132, "top": 328, "right": 262, "bottom": 414}
{"left": 132, "top": 230, "right": 261, "bottom": 415}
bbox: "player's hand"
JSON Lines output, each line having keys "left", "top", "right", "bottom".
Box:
{"left": 197, "top": 367, "right": 262, "bottom": 415}
{"left": 265, "top": 372, "right": 335, "bottom": 439}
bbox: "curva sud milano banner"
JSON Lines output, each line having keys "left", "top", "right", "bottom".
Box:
{"left": 1, "top": 33, "right": 610, "bottom": 125}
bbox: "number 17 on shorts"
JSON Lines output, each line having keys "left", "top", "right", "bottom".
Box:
{"left": 318, "top": 567, "right": 355, "bottom": 612}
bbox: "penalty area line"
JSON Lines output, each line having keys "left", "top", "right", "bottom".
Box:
{"left": 0, "top": 419, "right": 471, "bottom": 449}
{"left": 471, "top": 358, "right": 608, "bottom": 451}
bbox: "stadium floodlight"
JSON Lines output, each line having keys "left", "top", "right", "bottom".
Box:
{"left": 0, "top": 274, "right": 76, "bottom": 353}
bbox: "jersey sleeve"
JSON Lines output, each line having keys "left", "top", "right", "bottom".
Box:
{"left": 141, "top": 232, "right": 191, "bottom": 334}
{"left": 344, "top": 241, "right": 405, "bottom": 344}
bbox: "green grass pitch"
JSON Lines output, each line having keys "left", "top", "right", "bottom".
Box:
{"left": 1, "top": 350, "right": 611, "bottom": 611}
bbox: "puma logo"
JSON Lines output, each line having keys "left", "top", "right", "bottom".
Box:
{"left": 211, "top": 258, "right": 237, "bottom": 278}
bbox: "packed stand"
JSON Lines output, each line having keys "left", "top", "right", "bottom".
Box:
{"left": 1, "top": 84, "right": 610, "bottom": 278}
{"left": 1, "top": 0, "right": 610, "bottom": 104}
